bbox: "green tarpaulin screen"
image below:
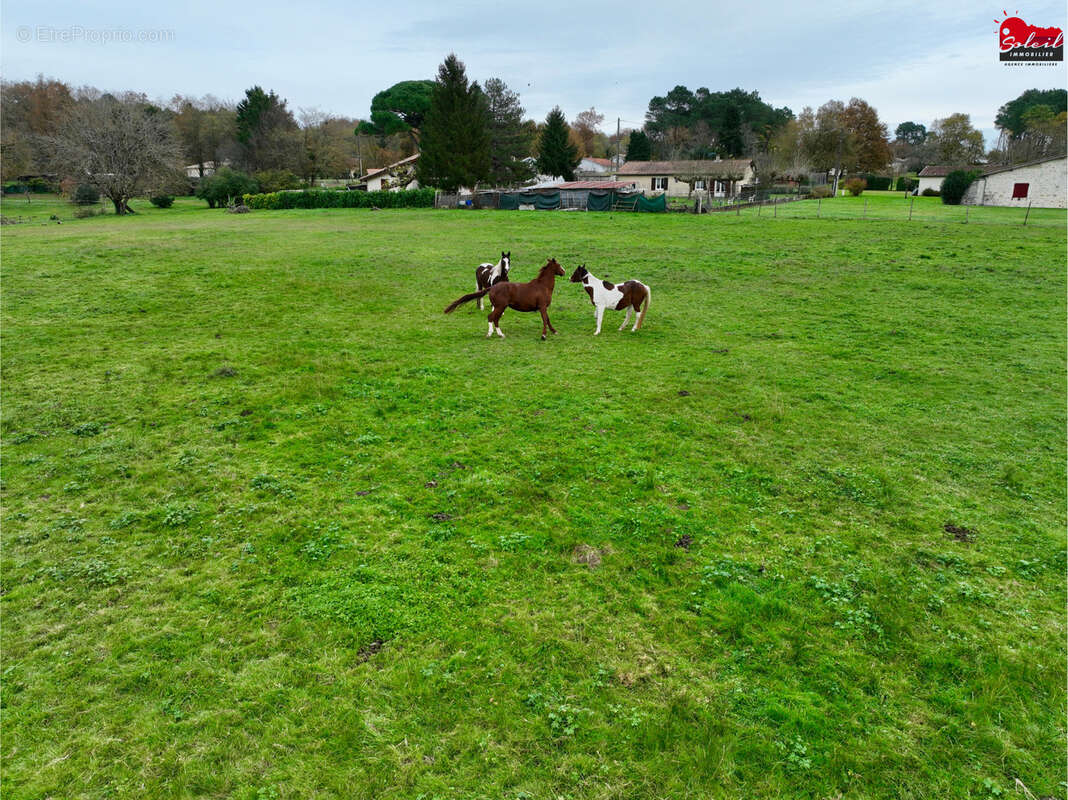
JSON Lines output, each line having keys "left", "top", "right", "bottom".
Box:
{"left": 497, "top": 190, "right": 665, "bottom": 212}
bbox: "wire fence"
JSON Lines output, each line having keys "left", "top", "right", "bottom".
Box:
{"left": 702, "top": 195, "right": 1066, "bottom": 228}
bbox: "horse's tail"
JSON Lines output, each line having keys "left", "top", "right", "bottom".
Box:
{"left": 636, "top": 284, "right": 650, "bottom": 330}
{"left": 444, "top": 288, "right": 490, "bottom": 314}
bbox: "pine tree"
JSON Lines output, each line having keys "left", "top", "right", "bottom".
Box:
{"left": 483, "top": 78, "right": 534, "bottom": 187}
{"left": 626, "top": 130, "right": 652, "bottom": 161}
{"left": 415, "top": 54, "right": 491, "bottom": 192}
{"left": 535, "top": 107, "right": 580, "bottom": 181}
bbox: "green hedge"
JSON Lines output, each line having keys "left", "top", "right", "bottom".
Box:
{"left": 242, "top": 188, "right": 435, "bottom": 210}
{"left": 859, "top": 174, "right": 893, "bottom": 191}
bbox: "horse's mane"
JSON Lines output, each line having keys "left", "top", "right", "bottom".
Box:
{"left": 537, "top": 259, "right": 560, "bottom": 276}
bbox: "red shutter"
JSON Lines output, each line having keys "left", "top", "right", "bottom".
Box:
{"left": 1012, "top": 182, "right": 1029, "bottom": 199}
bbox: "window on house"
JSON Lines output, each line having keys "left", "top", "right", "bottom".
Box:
{"left": 695, "top": 179, "right": 706, "bottom": 190}
{"left": 652, "top": 177, "right": 668, "bottom": 191}
{"left": 714, "top": 180, "right": 726, "bottom": 194}
{"left": 1012, "top": 182, "right": 1029, "bottom": 199}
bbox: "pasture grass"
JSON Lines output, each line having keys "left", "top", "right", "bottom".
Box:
{"left": 2, "top": 204, "right": 1065, "bottom": 799}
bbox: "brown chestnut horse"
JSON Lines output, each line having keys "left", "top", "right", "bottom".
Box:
{"left": 444, "top": 258, "right": 565, "bottom": 339}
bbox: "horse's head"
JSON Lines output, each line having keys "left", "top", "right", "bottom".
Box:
{"left": 501, "top": 251, "right": 510, "bottom": 275}
{"left": 569, "top": 264, "right": 588, "bottom": 283}
{"left": 547, "top": 258, "right": 565, "bottom": 277}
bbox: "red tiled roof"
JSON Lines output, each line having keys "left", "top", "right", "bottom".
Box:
{"left": 617, "top": 159, "right": 752, "bottom": 177}
{"left": 917, "top": 165, "right": 954, "bottom": 177}
{"left": 359, "top": 153, "right": 419, "bottom": 182}
{"left": 554, "top": 180, "right": 637, "bottom": 190}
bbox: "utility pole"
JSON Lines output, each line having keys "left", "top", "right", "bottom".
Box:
{"left": 616, "top": 117, "right": 622, "bottom": 171}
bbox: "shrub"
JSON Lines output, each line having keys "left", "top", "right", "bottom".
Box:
{"left": 921, "top": 188, "right": 940, "bottom": 197}
{"left": 940, "top": 169, "right": 980, "bottom": 205}
{"left": 810, "top": 185, "right": 832, "bottom": 199}
{"left": 72, "top": 184, "right": 101, "bottom": 205}
{"left": 150, "top": 195, "right": 175, "bottom": 208}
{"left": 859, "top": 174, "right": 892, "bottom": 191}
{"left": 844, "top": 178, "right": 867, "bottom": 196}
{"left": 242, "top": 188, "right": 436, "bottom": 210}
{"left": 196, "top": 168, "right": 258, "bottom": 208}
{"left": 252, "top": 169, "right": 301, "bottom": 193}
{"left": 3, "top": 182, "right": 27, "bottom": 194}
{"left": 896, "top": 177, "right": 917, "bottom": 192}
{"left": 26, "top": 177, "right": 55, "bottom": 193}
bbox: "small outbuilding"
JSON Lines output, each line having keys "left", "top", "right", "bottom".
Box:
{"left": 916, "top": 165, "right": 952, "bottom": 194}
{"left": 360, "top": 154, "right": 420, "bottom": 192}
{"left": 962, "top": 156, "right": 1067, "bottom": 209}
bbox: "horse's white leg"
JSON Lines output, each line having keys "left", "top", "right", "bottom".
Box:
{"left": 619, "top": 307, "right": 632, "bottom": 331}
{"left": 594, "top": 305, "right": 605, "bottom": 335}
{"left": 477, "top": 284, "right": 483, "bottom": 310}
{"left": 495, "top": 324, "right": 505, "bottom": 338}
{"left": 486, "top": 321, "right": 494, "bottom": 338}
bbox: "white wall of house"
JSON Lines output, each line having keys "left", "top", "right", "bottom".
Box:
{"left": 364, "top": 174, "right": 419, "bottom": 192}
{"left": 917, "top": 176, "right": 944, "bottom": 194}
{"left": 619, "top": 169, "right": 754, "bottom": 197}
{"left": 963, "top": 158, "right": 1066, "bottom": 208}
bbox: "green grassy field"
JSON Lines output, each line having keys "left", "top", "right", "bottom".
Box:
{"left": 2, "top": 201, "right": 1065, "bottom": 799}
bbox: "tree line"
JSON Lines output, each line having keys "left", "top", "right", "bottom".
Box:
{"left": 2, "top": 65, "right": 1063, "bottom": 209}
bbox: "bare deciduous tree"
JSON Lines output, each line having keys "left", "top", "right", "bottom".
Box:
{"left": 52, "top": 96, "right": 183, "bottom": 214}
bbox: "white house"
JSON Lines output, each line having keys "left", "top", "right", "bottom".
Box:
{"left": 916, "top": 165, "right": 952, "bottom": 193}
{"left": 185, "top": 160, "right": 228, "bottom": 179}
{"left": 574, "top": 157, "right": 616, "bottom": 180}
{"left": 615, "top": 159, "right": 756, "bottom": 197}
{"left": 962, "top": 156, "right": 1067, "bottom": 209}
{"left": 360, "top": 153, "right": 420, "bottom": 191}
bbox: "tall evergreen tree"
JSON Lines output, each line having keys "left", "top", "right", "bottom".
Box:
{"left": 483, "top": 78, "right": 534, "bottom": 187}
{"left": 235, "top": 86, "right": 298, "bottom": 172}
{"left": 535, "top": 107, "right": 580, "bottom": 180}
{"left": 625, "top": 130, "right": 652, "bottom": 161}
{"left": 416, "top": 54, "right": 491, "bottom": 192}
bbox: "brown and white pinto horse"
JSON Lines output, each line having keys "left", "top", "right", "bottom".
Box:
{"left": 569, "top": 264, "right": 650, "bottom": 334}
{"left": 473, "top": 251, "right": 510, "bottom": 310}
{"left": 445, "top": 258, "right": 566, "bottom": 340}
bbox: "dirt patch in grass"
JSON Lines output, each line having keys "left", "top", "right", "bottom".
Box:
{"left": 674, "top": 534, "right": 693, "bottom": 550}
{"left": 572, "top": 544, "right": 607, "bottom": 568}
{"left": 944, "top": 522, "right": 977, "bottom": 542}
{"left": 430, "top": 512, "right": 453, "bottom": 522}
{"left": 357, "top": 640, "right": 384, "bottom": 662}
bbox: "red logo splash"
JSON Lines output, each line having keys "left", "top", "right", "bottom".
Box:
{"left": 997, "top": 12, "right": 1063, "bottom": 54}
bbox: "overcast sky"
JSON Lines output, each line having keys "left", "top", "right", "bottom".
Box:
{"left": 2, "top": 0, "right": 1066, "bottom": 146}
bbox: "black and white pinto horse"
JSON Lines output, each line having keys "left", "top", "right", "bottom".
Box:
{"left": 569, "top": 264, "right": 651, "bottom": 334}
{"left": 474, "top": 252, "right": 511, "bottom": 310}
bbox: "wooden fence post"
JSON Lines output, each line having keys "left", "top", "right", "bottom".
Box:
{"left": 863, "top": 198, "right": 867, "bottom": 219}
{"left": 908, "top": 196, "right": 914, "bottom": 221}
{"left": 774, "top": 198, "right": 778, "bottom": 218}
{"left": 1023, "top": 202, "right": 1031, "bottom": 226}
{"left": 817, "top": 197, "right": 821, "bottom": 218}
